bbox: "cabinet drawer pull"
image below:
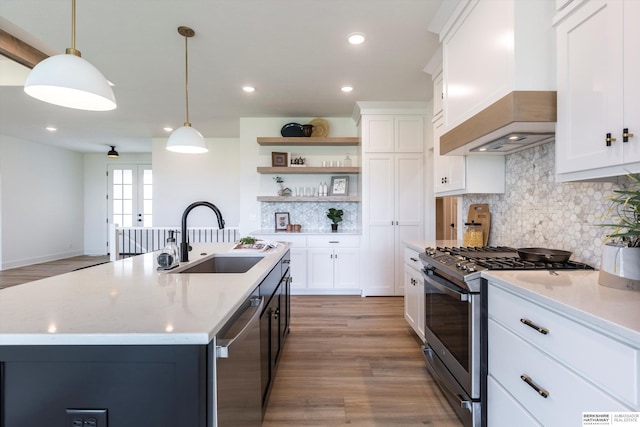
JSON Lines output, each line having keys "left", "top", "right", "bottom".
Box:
{"left": 410, "top": 257, "right": 418, "bottom": 262}
{"left": 328, "top": 241, "right": 339, "bottom": 244}
{"left": 623, "top": 128, "right": 635, "bottom": 142}
{"left": 283, "top": 259, "right": 290, "bottom": 264}
{"left": 520, "top": 318, "right": 549, "bottom": 335}
{"left": 520, "top": 374, "right": 549, "bottom": 398}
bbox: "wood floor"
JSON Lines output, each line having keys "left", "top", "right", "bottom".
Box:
{"left": 263, "top": 295, "right": 463, "bottom": 427}
{"left": 0, "top": 255, "right": 110, "bottom": 289}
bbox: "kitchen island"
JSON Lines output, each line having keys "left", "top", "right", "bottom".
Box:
{"left": 0, "top": 242, "right": 291, "bottom": 427}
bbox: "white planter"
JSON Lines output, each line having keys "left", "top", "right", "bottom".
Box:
{"left": 598, "top": 243, "right": 640, "bottom": 291}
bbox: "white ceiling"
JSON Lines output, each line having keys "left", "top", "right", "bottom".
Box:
{"left": 0, "top": 0, "right": 443, "bottom": 154}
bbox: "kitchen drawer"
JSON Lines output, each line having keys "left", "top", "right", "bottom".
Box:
{"left": 403, "top": 247, "right": 422, "bottom": 272}
{"left": 307, "top": 235, "right": 360, "bottom": 248}
{"left": 487, "top": 375, "right": 541, "bottom": 427}
{"left": 489, "top": 283, "right": 639, "bottom": 407}
{"left": 488, "top": 319, "right": 632, "bottom": 427}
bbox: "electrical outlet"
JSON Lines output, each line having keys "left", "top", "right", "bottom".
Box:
{"left": 66, "top": 409, "right": 107, "bottom": 427}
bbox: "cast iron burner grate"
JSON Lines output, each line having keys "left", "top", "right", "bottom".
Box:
{"left": 469, "top": 257, "right": 594, "bottom": 270}
{"left": 427, "top": 246, "right": 594, "bottom": 271}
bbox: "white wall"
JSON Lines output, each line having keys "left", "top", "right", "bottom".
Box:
{"left": 152, "top": 137, "right": 241, "bottom": 229}
{"left": 238, "top": 117, "right": 359, "bottom": 234}
{"left": 0, "top": 135, "right": 84, "bottom": 269}
{"left": 83, "top": 153, "right": 152, "bottom": 255}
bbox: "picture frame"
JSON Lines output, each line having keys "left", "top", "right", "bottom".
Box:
{"left": 271, "top": 152, "right": 288, "bottom": 167}
{"left": 274, "top": 212, "right": 290, "bottom": 231}
{"left": 329, "top": 176, "right": 349, "bottom": 196}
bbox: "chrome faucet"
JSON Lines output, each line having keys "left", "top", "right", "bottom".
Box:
{"left": 180, "top": 201, "right": 225, "bottom": 262}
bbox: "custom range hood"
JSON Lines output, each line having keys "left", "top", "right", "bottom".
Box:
{"left": 440, "top": 91, "right": 557, "bottom": 155}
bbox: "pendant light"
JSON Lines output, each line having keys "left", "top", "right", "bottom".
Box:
{"left": 107, "top": 146, "right": 119, "bottom": 158}
{"left": 24, "top": 0, "right": 116, "bottom": 111}
{"left": 166, "top": 26, "right": 208, "bottom": 154}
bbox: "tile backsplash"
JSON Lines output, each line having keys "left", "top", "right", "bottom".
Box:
{"left": 462, "top": 142, "right": 626, "bottom": 269}
{"left": 260, "top": 202, "right": 360, "bottom": 232}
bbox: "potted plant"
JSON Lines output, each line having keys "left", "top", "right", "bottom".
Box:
{"left": 327, "top": 208, "right": 343, "bottom": 232}
{"left": 273, "top": 176, "right": 291, "bottom": 196}
{"left": 598, "top": 173, "right": 640, "bottom": 291}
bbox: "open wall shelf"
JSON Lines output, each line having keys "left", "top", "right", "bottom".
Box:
{"left": 257, "top": 196, "right": 361, "bottom": 202}
{"left": 257, "top": 167, "right": 360, "bottom": 174}
{"left": 257, "top": 137, "right": 360, "bottom": 146}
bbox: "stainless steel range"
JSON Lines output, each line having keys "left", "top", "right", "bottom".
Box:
{"left": 419, "top": 246, "right": 593, "bottom": 427}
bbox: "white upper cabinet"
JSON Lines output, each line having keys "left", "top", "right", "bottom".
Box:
{"left": 555, "top": 0, "right": 640, "bottom": 181}
{"left": 361, "top": 115, "right": 424, "bottom": 153}
{"left": 440, "top": 0, "right": 556, "bottom": 134}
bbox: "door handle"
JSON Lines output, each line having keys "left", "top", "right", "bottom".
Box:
{"left": 623, "top": 128, "right": 635, "bottom": 142}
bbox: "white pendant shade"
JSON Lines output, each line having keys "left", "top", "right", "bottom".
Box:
{"left": 24, "top": 53, "right": 116, "bottom": 111}
{"left": 166, "top": 125, "right": 208, "bottom": 153}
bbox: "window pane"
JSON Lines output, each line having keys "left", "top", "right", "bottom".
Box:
{"left": 144, "top": 184, "right": 152, "bottom": 199}
{"left": 123, "top": 170, "right": 133, "bottom": 184}
{"left": 144, "top": 200, "right": 152, "bottom": 214}
{"left": 144, "top": 170, "right": 152, "bottom": 184}
{"left": 113, "top": 170, "right": 123, "bottom": 184}
{"left": 123, "top": 184, "right": 133, "bottom": 200}
{"left": 113, "top": 200, "right": 123, "bottom": 214}
{"left": 144, "top": 215, "right": 153, "bottom": 227}
{"left": 113, "top": 215, "right": 122, "bottom": 226}
{"left": 123, "top": 215, "right": 133, "bottom": 227}
{"left": 113, "top": 184, "right": 123, "bottom": 199}
{"left": 123, "top": 200, "right": 133, "bottom": 215}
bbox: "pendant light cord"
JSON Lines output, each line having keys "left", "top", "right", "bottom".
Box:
{"left": 66, "top": 0, "right": 80, "bottom": 56}
{"left": 184, "top": 32, "right": 190, "bottom": 126}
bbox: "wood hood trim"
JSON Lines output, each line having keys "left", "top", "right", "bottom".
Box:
{"left": 0, "top": 28, "right": 48, "bottom": 69}
{"left": 440, "top": 91, "right": 557, "bottom": 155}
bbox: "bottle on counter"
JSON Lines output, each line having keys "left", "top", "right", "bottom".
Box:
{"left": 157, "top": 230, "right": 180, "bottom": 270}
{"left": 344, "top": 154, "right": 352, "bottom": 167}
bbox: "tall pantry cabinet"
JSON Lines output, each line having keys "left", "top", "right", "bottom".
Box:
{"left": 357, "top": 105, "right": 427, "bottom": 296}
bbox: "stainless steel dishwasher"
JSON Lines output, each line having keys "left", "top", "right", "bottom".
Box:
{"left": 215, "top": 291, "right": 264, "bottom": 427}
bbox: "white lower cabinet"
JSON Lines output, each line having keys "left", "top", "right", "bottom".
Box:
{"left": 487, "top": 281, "right": 638, "bottom": 426}
{"left": 252, "top": 234, "right": 307, "bottom": 291}
{"left": 307, "top": 236, "right": 360, "bottom": 294}
{"left": 487, "top": 376, "right": 541, "bottom": 427}
{"left": 403, "top": 247, "right": 424, "bottom": 341}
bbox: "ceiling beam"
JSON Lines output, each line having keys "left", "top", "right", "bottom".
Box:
{"left": 0, "top": 28, "right": 48, "bottom": 69}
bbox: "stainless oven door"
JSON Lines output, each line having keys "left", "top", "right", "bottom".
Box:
{"left": 422, "top": 268, "right": 480, "bottom": 399}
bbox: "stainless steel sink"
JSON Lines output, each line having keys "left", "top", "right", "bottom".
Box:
{"left": 176, "top": 256, "right": 263, "bottom": 274}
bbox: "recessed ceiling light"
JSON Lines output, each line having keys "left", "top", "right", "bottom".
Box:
{"left": 45, "top": 126, "right": 57, "bottom": 132}
{"left": 347, "top": 33, "right": 366, "bottom": 45}
{"left": 242, "top": 86, "right": 255, "bottom": 93}
{"left": 341, "top": 86, "right": 353, "bottom": 93}
{"left": 163, "top": 127, "right": 174, "bottom": 132}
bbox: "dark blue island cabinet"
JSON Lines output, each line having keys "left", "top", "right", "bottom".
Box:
{"left": 0, "top": 344, "right": 209, "bottom": 426}
{"left": 0, "top": 250, "right": 291, "bottom": 427}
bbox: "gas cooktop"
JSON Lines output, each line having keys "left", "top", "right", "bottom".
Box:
{"left": 419, "top": 246, "right": 594, "bottom": 290}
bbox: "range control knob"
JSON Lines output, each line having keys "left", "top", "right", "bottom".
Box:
{"left": 467, "top": 265, "right": 476, "bottom": 273}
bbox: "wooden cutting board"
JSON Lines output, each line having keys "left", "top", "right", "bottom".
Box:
{"left": 466, "top": 204, "right": 491, "bottom": 246}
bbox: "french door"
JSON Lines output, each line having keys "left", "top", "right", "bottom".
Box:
{"left": 107, "top": 164, "right": 152, "bottom": 228}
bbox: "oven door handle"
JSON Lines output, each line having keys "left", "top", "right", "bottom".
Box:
{"left": 422, "top": 270, "right": 468, "bottom": 302}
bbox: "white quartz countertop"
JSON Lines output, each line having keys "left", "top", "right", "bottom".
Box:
{"left": 0, "top": 243, "right": 289, "bottom": 346}
{"left": 483, "top": 270, "right": 640, "bottom": 346}
{"left": 403, "top": 240, "right": 461, "bottom": 253}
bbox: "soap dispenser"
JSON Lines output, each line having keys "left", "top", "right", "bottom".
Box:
{"left": 157, "top": 230, "right": 180, "bottom": 270}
